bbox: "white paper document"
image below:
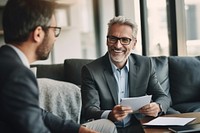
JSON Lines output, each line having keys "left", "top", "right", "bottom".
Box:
{"left": 143, "top": 117, "right": 196, "bottom": 126}
{"left": 120, "top": 95, "right": 152, "bottom": 111}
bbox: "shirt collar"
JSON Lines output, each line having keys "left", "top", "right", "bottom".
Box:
{"left": 7, "top": 44, "right": 30, "bottom": 68}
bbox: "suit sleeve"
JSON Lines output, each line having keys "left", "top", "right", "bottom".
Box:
{"left": 147, "top": 59, "right": 171, "bottom": 114}
{"left": 42, "top": 109, "right": 80, "bottom": 133}
{"left": 81, "top": 65, "right": 104, "bottom": 121}
{"left": 1, "top": 67, "right": 80, "bottom": 133}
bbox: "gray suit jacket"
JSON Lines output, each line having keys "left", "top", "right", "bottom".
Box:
{"left": 0, "top": 45, "right": 80, "bottom": 133}
{"left": 81, "top": 53, "right": 171, "bottom": 120}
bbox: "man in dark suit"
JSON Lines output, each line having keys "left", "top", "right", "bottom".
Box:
{"left": 81, "top": 16, "right": 171, "bottom": 133}
{"left": 0, "top": 0, "right": 117, "bottom": 133}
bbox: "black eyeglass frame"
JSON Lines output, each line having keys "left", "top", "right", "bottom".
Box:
{"left": 47, "top": 26, "right": 61, "bottom": 37}
{"left": 107, "top": 35, "right": 132, "bottom": 45}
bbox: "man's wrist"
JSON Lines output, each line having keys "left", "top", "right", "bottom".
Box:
{"left": 157, "top": 103, "right": 163, "bottom": 116}
{"left": 108, "top": 112, "right": 115, "bottom": 122}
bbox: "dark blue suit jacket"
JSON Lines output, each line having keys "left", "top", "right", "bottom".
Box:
{"left": 81, "top": 53, "right": 171, "bottom": 120}
{"left": 0, "top": 45, "right": 80, "bottom": 133}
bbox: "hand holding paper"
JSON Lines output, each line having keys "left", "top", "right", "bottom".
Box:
{"left": 120, "top": 95, "right": 152, "bottom": 112}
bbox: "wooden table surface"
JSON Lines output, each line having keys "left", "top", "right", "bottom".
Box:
{"left": 141, "top": 112, "right": 200, "bottom": 133}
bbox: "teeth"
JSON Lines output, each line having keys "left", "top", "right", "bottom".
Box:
{"left": 114, "top": 49, "right": 122, "bottom": 53}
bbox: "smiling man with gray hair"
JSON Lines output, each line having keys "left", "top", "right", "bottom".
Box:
{"left": 81, "top": 16, "right": 171, "bottom": 133}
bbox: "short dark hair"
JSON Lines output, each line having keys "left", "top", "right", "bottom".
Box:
{"left": 3, "top": 0, "right": 56, "bottom": 44}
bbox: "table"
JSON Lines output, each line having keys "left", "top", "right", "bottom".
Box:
{"left": 140, "top": 112, "right": 200, "bottom": 133}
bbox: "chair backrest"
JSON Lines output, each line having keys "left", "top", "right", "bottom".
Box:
{"left": 31, "top": 64, "right": 65, "bottom": 81}
{"left": 64, "top": 59, "right": 93, "bottom": 86}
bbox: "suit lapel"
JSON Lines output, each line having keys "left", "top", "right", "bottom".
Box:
{"left": 103, "top": 54, "right": 118, "bottom": 104}
{"left": 129, "top": 56, "right": 139, "bottom": 97}
{"left": 104, "top": 70, "right": 118, "bottom": 104}
{"left": 102, "top": 54, "right": 140, "bottom": 104}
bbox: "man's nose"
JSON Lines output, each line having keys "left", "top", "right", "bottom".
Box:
{"left": 114, "top": 39, "right": 123, "bottom": 47}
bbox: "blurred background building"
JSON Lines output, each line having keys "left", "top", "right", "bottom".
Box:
{"left": 0, "top": 0, "right": 200, "bottom": 64}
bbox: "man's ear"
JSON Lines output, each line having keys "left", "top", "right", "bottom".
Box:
{"left": 33, "top": 26, "right": 44, "bottom": 43}
{"left": 133, "top": 39, "right": 137, "bottom": 46}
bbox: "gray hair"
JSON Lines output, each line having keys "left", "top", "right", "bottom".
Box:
{"left": 107, "top": 16, "right": 138, "bottom": 38}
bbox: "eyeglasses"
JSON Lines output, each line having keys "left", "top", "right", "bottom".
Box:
{"left": 47, "top": 26, "right": 61, "bottom": 37}
{"left": 107, "top": 35, "right": 132, "bottom": 45}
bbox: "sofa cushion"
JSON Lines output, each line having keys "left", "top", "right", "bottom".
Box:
{"left": 37, "top": 78, "right": 81, "bottom": 123}
{"left": 64, "top": 59, "right": 93, "bottom": 85}
{"left": 173, "top": 102, "right": 200, "bottom": 113}
{"left": 169, "top": 56, "right": 200, "bottom": 105}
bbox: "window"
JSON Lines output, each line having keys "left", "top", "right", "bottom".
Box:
{"left": 184, "top": 0, "right": 200, "bottom": 56}
{"left": 146, "top": 0, "right": 169, "bottom": 56}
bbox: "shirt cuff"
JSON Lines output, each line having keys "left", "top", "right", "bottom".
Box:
{"left": 101, "top": 110, "right": 111, "bottom": 119}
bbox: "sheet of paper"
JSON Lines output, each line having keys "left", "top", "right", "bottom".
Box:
{"left": 120, "top": 95, "right": 152, "bottom": 111}
{"left": 143, "top": 117, "right": 196, "bottom": 126}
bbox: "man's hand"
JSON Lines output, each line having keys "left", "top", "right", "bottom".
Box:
{"left": 79, "top": 126, "right": 99, "bottom": 133}
{"left": 108, "top": 105, "right": 133, "bottom": 122}
{"left": 139, "top": 102, "right": 161, "bottom": 117}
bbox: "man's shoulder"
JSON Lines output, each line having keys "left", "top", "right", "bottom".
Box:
{"left": 87, "top": 54, "right": 107, "bottom": 66}
{"left": 0, "top": 46, "right": 32, "bottom": 80}
{"left": 129, "top": 53, "right": 151, "bottom": 61}
{"left": 83, "top": 54, "right": 109, "bottom": 73}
